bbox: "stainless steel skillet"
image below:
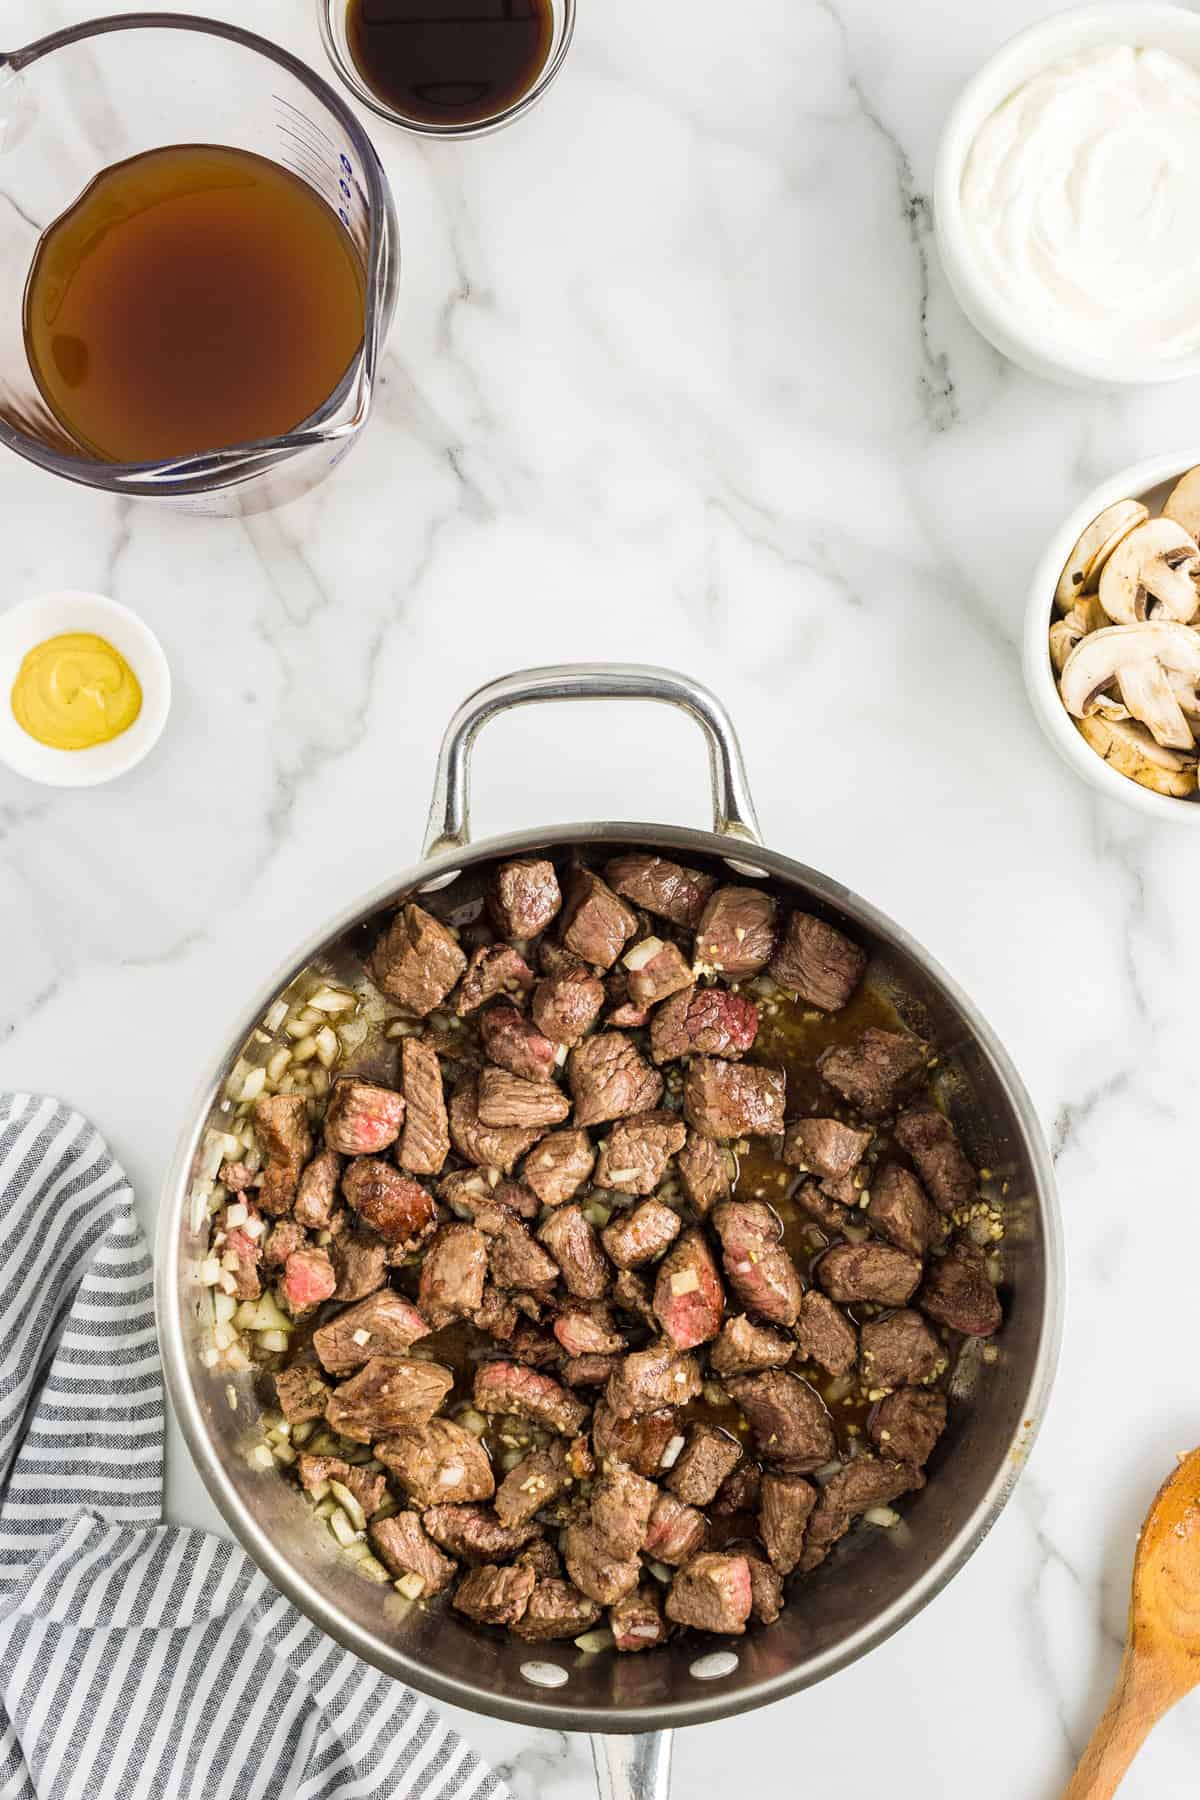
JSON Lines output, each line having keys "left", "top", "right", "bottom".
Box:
{"left": 156, "top": 665, "right": 1064, "bottom": 1800}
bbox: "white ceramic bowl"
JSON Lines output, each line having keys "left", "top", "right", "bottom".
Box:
{"left": 0, "top": 591, "right": 171, "bottom": 788}
{"left": 934, "top": 2, "right": 1200, "bottom": 387}
{"left": 1024, "top": 451, "right": 1200, "bottom": 821}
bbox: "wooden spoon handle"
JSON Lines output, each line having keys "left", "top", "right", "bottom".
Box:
{"left": 1065, "top": 1648, "right": 1174, "bottom": 1800}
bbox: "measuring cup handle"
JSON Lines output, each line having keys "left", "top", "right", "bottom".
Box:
{"left": 422, "top": 663, "right": 763, "bottom": 859}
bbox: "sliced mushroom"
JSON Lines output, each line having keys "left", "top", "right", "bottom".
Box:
{"left": 1054, "top": 500, "right": 1148, "bottom": 610}
{"left": 1163, "top": 466, "right": 1200, "bottom": 540}
{"left": 1049, "top": 597, "right": 1108, "bottom": 672}
{"left": 1061, "top": 622, "right": 1200, "bottom": 748}
{"left": 1098, "top": 518, "right": 1200, "bottom": 625}
{"left": 1077, "top": 715, "right": 1197, "bottom": 799}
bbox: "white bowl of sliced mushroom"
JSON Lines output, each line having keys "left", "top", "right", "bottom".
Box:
{"left": 1025, "top": 452, "right": 1200, "bottom": 818}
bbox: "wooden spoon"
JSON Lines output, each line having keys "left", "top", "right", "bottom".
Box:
{"left": 1065, "top": 1446, "right": 1200, "bottom": 1798}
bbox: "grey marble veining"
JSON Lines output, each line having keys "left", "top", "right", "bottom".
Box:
{"left": 3, "top": 1, "right": 1200, "bottom": 1792}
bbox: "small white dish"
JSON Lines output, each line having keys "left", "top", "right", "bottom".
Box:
{"left": 935, "top": 3, "right": 1200, "bottom": 388}
{"left": 0, "top": 591, "right": 171, "bottom": 788}
{"left": 1024, "top": 451, "right": 1200, "bottom": 821}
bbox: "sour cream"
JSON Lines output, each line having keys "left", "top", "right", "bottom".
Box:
{"left": 961, "top": 45, "right": 1200, "bottom": 362}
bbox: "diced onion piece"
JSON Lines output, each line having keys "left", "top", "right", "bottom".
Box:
{"left": 702, "top": 1382, "right": 726, "bottom": 1409}
{"left": 267, "top": 1048, "right": 292, "bottom": 1083}
{"left": 259, "top": 1329, "right": 291, "bottom": 1354}
{"left": 271, "top": 1439, "right": 296, "bottom": 1465}
{"left": 438, "top": 1467, "right": 464, "bottom": 1488}
{"left": 284, "top": 1018, "right": 311, "bottom": 1040}
{"left": 670, "top": 1269, "right": 700, "bottom": 1297}
{"left": 328, "top": 1507, "right": 362, "bottom": 1548}
{"left": 352, "top": 1328, "right": 372, "bottom": 1347}
{"left": 659, "top": 1434, "right": 686, "bottom": 1470}
{"left": 309, "top": 986, "right": 355, "bottom": 1013}
{"left": 458, "top": 1409, "right": 488, "bottom": 1438}
{"left": 199, "top": 1346, "right": 220, "bottom": 1369}
{"left": 264, "top": 999, "right": 289, "bottom": 1032}
{"left": 582, "top": 1202, "right": 612, "bottom": 1229}
{"left": 225, "top": 1343, "right": 251, "bottom": 1372}
{"left": 200, "top": 1258, "right": 221, "bottom": 1286}
{"left": 248, "top": 1443, "right": 275, "bottom": 1472}
{"left": 232, "top": 1301, "right": 259, "bottom": 1331}
{"left": 574, "top": 1627, "right": 615, "bottom": 1654}
{"left": 213, "top": 1292, "right": 238, "bottom": 1326}
{"left": 291, "top": 1422, "right": 314, "bottom": 1446}
{"left": 307, "top": 1479, "right": 330, "bottom": 1503}
{"left": 631, "top": 1623, "right": 661, "bottom": 1639}
{"left": 554, "top": 1044, "right": 569, "bottom": 1068}
{"left": 357, "top": 1555, "right": 391, "bottom": 1585}
{"left": 646, "top": 1560, "right": 671, "bottom": 1584}
{"left": 217, "top": 1271, "right": 238, "bottom": 1295}
{"left": 309, "top": 1067, "right": 330, "bottom": 1096}
{"left": 314, "top": 1026, "right": 339, "bottom": 1069}
{"left": 864, "top": 1506, "right": 900, "bottom": 1529}
{"left": 291, "top": 1036, "right": 317, "bottom": 1064}
{"left": 329, "top": 1481, "right": 367, "bottom": 1532}
{"left": 622, "top": 937, "right": 664, "bottom": 973}
{"left": 241, "top": 1215, "right": 265, "bottom": 1240}
{"left": 341, "top": 1538, "right": 372, "bottom": 1565}
{"left": 225, "top": 1202, "right": 248, "bottom": 1228}
{"left": 312, "top": 1498, "right": 336, "bottom": 1521}
{"left": 240, "top": 1066, "right": 267, "bottom": 1103}
{"left": 605, "top": 1169, "right": 638, "bottom": 1184}
{"left": 395, "top": 1573, "right": 426, "bottom": 1601}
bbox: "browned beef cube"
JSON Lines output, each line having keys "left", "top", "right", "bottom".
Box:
{"left": 563, "top": 1524, "right": 640, "bottom": 1607}
{"left": 341, "top": 1159, "right": 436, "bottom": 1253}
{"left": 817, "top": 1242, "right": 923, "bottom": 1307}
{"left": 564, "top": 1354, "right": 619, "bottom": 1387}
{"left": 313, "top": 1289, "right": 430, "bottom": 1374}
{"left": 675, "top": 1131, "right": 732, "bottom": 1216}
{"left": 684, "top": 1059, "right": 785, "bottom": 1140}
{"left": 709, "top": 1313, "right": 793, "bottom": 1376}
{"left": 479, "top": 1003, "right": 558, "bottom": 1084}
{"left": 602, "top": 1198, "right": 681, "bottom": 1269}
{"left": 606, "top": 1343, "right": 701, "bottom": 1418}
{"left": 867, "top": 1164, "right": 946, "bottom": 1259}
{"left": 455, "top": 942, "right": 535, "bottom": 1016}
{"left": 513, "top": 1579, "right": 602, "bottom": 1641}
{"left": 324, "top": 1355, "right": 453, "bottom": 1443}
{"left": 667, "top": 1425, "right": 742, "bottom": 1507}
{"left": 297, "top": 1455, "right": 386, "bottom": 1518}
{"left": 798, "top": 1457, "right": 924, "bottom": 1573}
{"left": 448, "top": 1075, "right": 547, "bottom": 1175}
{"left": 473, "top": 1282, "right": 521, "bottom": 1341}
{"left": 713, "top": 1462, "right": 761, "bottom": 1517}
{"left": 919, "top": 1239, "right": 1002, "bottom": 1338}
{"left": 454, "top": 1562, "right": 536, "bottom": 1627}
{"left": 650, "top": 986, "right": 759, "bottom": 1066}
{"left": 370, "top": 1511, "right": 457, "bottom": 1595}
{"left": 553, "top": 1303, "right": 625, "bottom": 1358}
{"left": 440, "top": 1169, "right": 539, "bottom": 1225}
{"left": 538, "top": 1204, "right": 611, "bottom": 1299}
{"left": 532, "top": 965, "right": 606, "bottom": 1047}
{"left": 368, "top": 902, "right": 467, "bottom": 1016}
{"left": 274, "top": 1363, "right": 330, "bottom": 1424}
{"left": 417, "top": 1223, "right": 489, "bottom": 1327}
{"left": 486, "top": 1214, "right": 560, "bottom": 1294}
{"left": 592, "top": 1399, "right": 679, "bottom": 1477}
{"left": 610, "top": 1583, "right": 669, "bottom": 1652}
{"left": 323, "top": 1078, "right": 405, "bottom": 1157}
{"left": 495, "top": 1438, "right": 584, "bottom": 1528}
{"left": 793, "top": 1290, "right": 858, "bottom": 1377}
{"left": 221, "top": 1210, "right": 264, "bottom": 1300}
{"left": 894, "top": 1104, "right": 977, "bottom": 1216}
{"left": 509, "top": 1318, "right": 560, "bottom": 1363}
{"left": 711, "top": 1201, "right": 802, "bottom": 1327}
{"left": 644, "top": 1491, "right": 707, "bottom": 1565}
{"left": 594, "top": 1111, "right": 687, "bottom": 1197}
{"left": 746, "top": 1556, "right": 784, "bottom": 1625}
{"left": 253, "top": 1094, "right": 313, "bottom": 1216}
{"left": 397, "top": 1038, "right": 450, "bottom": 1176}
{"left": 521, "top": 1129, "right": 595, "bottom": 1207}
{"left": 281, "top": 1246, "right": 336, "bottom": 1317}
{"left": 590, "top": 1462, "right": 658, "bottom": 1560}
{"left": 294, "top": 1149, "right": 343, "bottom": 1230}
{"left": 473, "top": 1361, "right": 589, "bottom": 1435}
{"left": 870, "top": 1388, "right": 947, "bottom": 1465}
{"left": 516, "top": 1539, "right": 564, "bottom": 1580}
{"left": 605, "top": 853, "right": 716, "bottom": 929}
{"left": 653, "top": 1229, "right": 724, "bottom": 1350}
{"left": 768, "top": 912, "right": 866, "bottom": 1012}
{"left": 375, "top": 1418, "right": 495, "bottom": 1507}
{"left": 569, "top": 1033, "right": 663, "bottom": 1127}
{"left": 331, "top": 1229, "right": 388, "bottom": 1303}
{"left": 422, "top": 1503, "right": 540, "bottom": 1564}
{"left": 724, "top": 1370, "right": 835, "bottom": 1468}
{"left": 263, "top": 1216, "right": 305, "bottom": 1270}
{"left": 759, "top": 1469, "right": 818, "bottom": 1574}
{"left": 477, "top": 1065, "right": 570, "bottom": 1130}
{"left": 220, "top": 1160, "right": 255, "bottom": 1192}
{"left": 818, "top": 1027, "right": 927, "bottom": 1119}
{"left": 622, "top": 937, "right": 693, "bottom": 1008}
{"left": 612, "top": 1267, "right": 656, "bottom": 1326}
{"left": 782, "top": 1117, "right": 871, "bottom": 1180}
{"left": 695, "top": 887, "right": 777, "bottom": 977}
{"left": 792, "top": 1179, "right": 853, "bottom": 1237}
{"left": 666, "top": 1552, "right": 752, "bottom": 1635}
{"left": 489, "top": 858, "right": 562, "bottom": 940}
{"left": 559, "top": 870, "right": 637, "bottom": 970}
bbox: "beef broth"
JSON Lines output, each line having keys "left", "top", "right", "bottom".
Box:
{"left": 346, "top": 0, "right": 554, "bottom": 127}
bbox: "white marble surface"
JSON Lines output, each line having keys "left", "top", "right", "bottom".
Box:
{"left": 3, "top": 0, "right": 1200, "bottom": 1793}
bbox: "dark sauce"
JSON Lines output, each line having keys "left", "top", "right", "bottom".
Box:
{"left": 346, "top": 0, "right": 554, "bottom": 126}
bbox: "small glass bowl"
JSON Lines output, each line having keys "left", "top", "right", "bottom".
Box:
{"left": 317, "top": 0, "right": 576, "bottom": 138}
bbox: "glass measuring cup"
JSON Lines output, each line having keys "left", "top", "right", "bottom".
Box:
{"left": 0, "top": 14, "right": 399, "bottom": 515}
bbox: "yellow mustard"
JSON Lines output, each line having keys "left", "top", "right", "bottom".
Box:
{"left": 11, "top": 632, "right": 142, "bottom": 751}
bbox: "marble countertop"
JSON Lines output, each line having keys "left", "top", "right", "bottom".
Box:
{"left": 4, "top": 0, "right": 1200, "bottom": 1792}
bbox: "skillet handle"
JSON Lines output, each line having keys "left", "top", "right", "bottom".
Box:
{"left": 422, "top": 663, "right": 763, "bottom": 859}
{"left": 590, "top": 1731, "right": 673, "bottom": 1800}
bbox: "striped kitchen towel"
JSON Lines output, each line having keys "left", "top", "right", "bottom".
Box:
{"left": 0, "top": 1092, "right": 510, "bottom": 1800}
